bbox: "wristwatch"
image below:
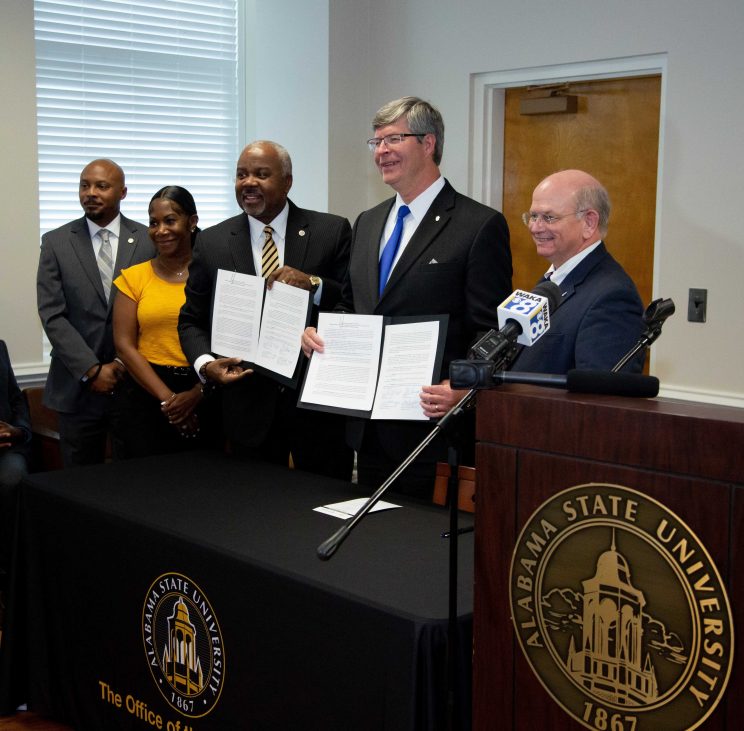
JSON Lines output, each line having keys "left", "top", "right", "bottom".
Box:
{"left": 308, "top": 275, "right": 321, "bottom": 292}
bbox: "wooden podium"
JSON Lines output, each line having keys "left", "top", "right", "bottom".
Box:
{"left": 472, "top": 385, "right": 744, "bottom": 730}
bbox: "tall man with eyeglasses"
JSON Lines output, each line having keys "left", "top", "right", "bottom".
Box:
{"left": 302, "top": 96, "right": 512, "bottom": 498}
{"left": 510, "top": 169, "right": 645, "bottom": 374}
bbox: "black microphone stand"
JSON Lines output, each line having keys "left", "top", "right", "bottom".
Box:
{"left": 316, "top": 387, "right": 478, "bottom": 560}
{"left": 316, "top": 378, "right": 490, "bottom": 731}
{"left": 612, "top": 297, "right": 675, "bottom": 372}
{"left": 315, "top": 312, "right": 542, "bottom": 727}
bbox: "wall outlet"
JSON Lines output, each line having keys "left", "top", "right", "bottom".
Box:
{"left": 688, "top": 288, "right": 707, "bottom": 323}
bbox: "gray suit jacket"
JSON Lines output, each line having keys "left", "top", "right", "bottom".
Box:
{"left": 37, "top": 214, "right": 154, "bottom": 412}
{"left": 178, "top": 201, "right": 351, "bottom": 445}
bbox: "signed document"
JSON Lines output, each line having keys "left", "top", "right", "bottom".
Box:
{"left": 300, "top": 313, "right": 383, "bottom": 412}
{"left": 299, "top": 312, "right": 447, "bottom": 420}
{"left": 211, "top": 269, "right": 311, "bottom": 386}
{"left": 370, "top": 321, "right": 439, "bottom": 420}
{"left": 254, "top": 281, "right": 310, "bottom": 379}
{"left": 211, "top": 270, "right": 263, "bottom": 361}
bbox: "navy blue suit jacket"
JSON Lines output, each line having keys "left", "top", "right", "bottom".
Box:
{"left": 510, "top": 243, "right": 645, "bottom": 374}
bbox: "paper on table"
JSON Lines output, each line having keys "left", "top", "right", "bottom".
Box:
{"left": 211, "top": 269, "right": 264, "bottom": 360}
{"left": 254, "top": 281, "right": 310, "bottom": 379}
{"left": 314, "top": 497, "right": 401, "bottom": 519}
{"left": 301, "top": 312, "right": 383, "bottom": 411}
{"left": 370, "top": 320, "right": 439, "bottom": 420}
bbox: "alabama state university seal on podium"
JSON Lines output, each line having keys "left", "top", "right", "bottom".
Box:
{"left": 509, "top": 483, "right": 733, "bottom": 731}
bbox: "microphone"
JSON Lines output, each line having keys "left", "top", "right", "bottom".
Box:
{"left": 469, "top": 280, "right": 561, "bottom": 363}
{"left": 449, "top": 361, "right": 659, "bottom": 398}
{"left": 611, "top": 296, "right": 676, "bottom": 372}
{"left": 566, "top": 369, "right": 659, "bottom": 397}
{"left": 643, "top": 297, "right": 675, "bottom": 328}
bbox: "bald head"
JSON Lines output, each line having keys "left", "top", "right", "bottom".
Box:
{"left": 79, "top": 159, "right": 127, "bottom": 226}
{"left": 527, "top": 169, "right": 609, "bottom": 268}
{"left": 535, "top": 170, "right": 610, "bottom": 233}
{"left": 241, "top": 141, "right": 292, "bottom": 178}
{"left": 82, "top": 158, "right": 125, "bottom": 185}
{"left": 234, "top": 141, "right": 293, "bottom": 224}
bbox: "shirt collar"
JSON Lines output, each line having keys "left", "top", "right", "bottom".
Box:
{"left": 394, "top": 176, "right": 445, "bottom": 221}
{"left": 247, "top": 201, "right": 290, "bottom": 241}
{"left": 547, "top": 240, "right": 603, "bottom": 285}
{"left": 87, "top": 214, "right": 122, "bottom": 240}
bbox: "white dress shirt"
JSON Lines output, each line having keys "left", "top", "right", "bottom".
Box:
{"left": 379, "top": 176, "right": 446, "bottom": 271}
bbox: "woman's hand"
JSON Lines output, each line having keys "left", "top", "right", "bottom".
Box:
{"left": 173, "top": 411, "right": 200, "bottom": 439}
{"left": 161, "top": 384, "right": 203, "bottom": 425}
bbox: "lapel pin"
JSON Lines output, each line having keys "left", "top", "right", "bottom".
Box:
{"left": 128, "top": 237, "right": 135, "bottom": 244}
{"left": 299, "top": 230, "right": 306, "bottom": 237}
{"left": 435, "top": 215, "right": 440, "bottom": 222}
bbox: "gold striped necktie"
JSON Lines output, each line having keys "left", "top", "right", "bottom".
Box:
{"left": 261, "top": 225, "right": 279, "bottom": 277}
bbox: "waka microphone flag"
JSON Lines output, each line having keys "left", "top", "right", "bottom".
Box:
{"left": 497, "top": 285, "right": 557, "bottom": 346}
{"left": 469, "top": 280, "right": 561, "bottom": 362}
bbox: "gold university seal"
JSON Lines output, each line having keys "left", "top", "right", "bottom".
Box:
{"left": 509, "top": 483, "right": 733, "bottom": 731}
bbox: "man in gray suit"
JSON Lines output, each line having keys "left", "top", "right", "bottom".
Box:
{"left": 37, "top": 159, "right": 154, "bottom": 467}
{"left": 178, "top": 141, "right": 353, "bottom": 479}
{"left": 303, "top": 97, "right": 512, "bottom": 497}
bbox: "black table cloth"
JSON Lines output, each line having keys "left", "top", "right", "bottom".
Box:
{"left": 0, "top": 451, "right": 472, "bottom": 730}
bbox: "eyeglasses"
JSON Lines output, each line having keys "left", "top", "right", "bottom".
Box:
{"left": 521, "top": 210, "right": 587, "bottom": 226}
{"left": 366, "top": 133, "right": 430, "bottom": 152}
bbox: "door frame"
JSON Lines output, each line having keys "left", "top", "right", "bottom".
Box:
{"left": 468, "top": 53, "right": 667, "bottom": 370}
{"left": 469, "top": 53, "right": 667, "bottom": 303}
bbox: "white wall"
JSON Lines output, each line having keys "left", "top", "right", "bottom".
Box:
{"left": 328, "top": 0, "right": 744, "bottom": 407}
{"left": 1, "top": 1, "right": 43, "bottom": 372}
{"left": 3, "top": 0, "right": 743, "bottom": 405}
{"left": 245, "top": 0, "right": 330, "bottom": 212}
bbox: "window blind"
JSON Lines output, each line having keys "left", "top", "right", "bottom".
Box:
{"left": 34, "top": 0, "right": 240, "bottom": 235}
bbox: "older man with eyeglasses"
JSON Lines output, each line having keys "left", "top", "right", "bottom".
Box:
{"left": 510, "top": 169, "right": 645, "bottom": 374}
{"left": 302, "top": 96, "right": 512, "bottom": 498}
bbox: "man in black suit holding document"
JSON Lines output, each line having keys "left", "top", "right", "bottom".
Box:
{"left": 179, "top": 141, "right": 353, "bottom": 479}
{"left": 302, "top": 97, "right": 512, "bottom": 497}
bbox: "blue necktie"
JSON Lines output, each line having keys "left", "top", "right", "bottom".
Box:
{"left": 378, "top": 205, "right": 410, "bottom": 296}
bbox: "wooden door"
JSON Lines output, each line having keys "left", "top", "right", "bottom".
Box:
{"left": 502, "top": 76, "right": 661, "bottom": 309}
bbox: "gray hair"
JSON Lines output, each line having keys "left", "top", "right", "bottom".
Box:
{"left": 372, "top": 96, "right": 445, "bottom": 165}
{"left": 244, "top": 140, "right": 293, "bottom": 178}
{"left": 575, "top": 183, "right": 611, "bottom": 236}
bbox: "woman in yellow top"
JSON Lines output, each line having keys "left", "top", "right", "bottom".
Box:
{"left": 112, "top": 186, "right": 217, "bottom": 458}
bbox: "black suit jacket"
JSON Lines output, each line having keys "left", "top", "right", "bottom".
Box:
{"left": 37, "top": 215, "right": 154, "bottom": 413}
{"left": 0, "top": 340, "right": 31, "bottom": 459}
{"left": 510, "top": 243, "right": 645, "bottom": 374}
{"left": 178, "top": 201, "right": 351, "bottom": 446}
{"left": 339, "top": 179, "right": 512, "bottom": 454}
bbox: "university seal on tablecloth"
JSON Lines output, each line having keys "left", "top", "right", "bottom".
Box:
{"left": 142, "top": 572, "right": 225, "bottom": 718}
{"left": 509, "top": 483, "right": 733, "bottom": 731}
